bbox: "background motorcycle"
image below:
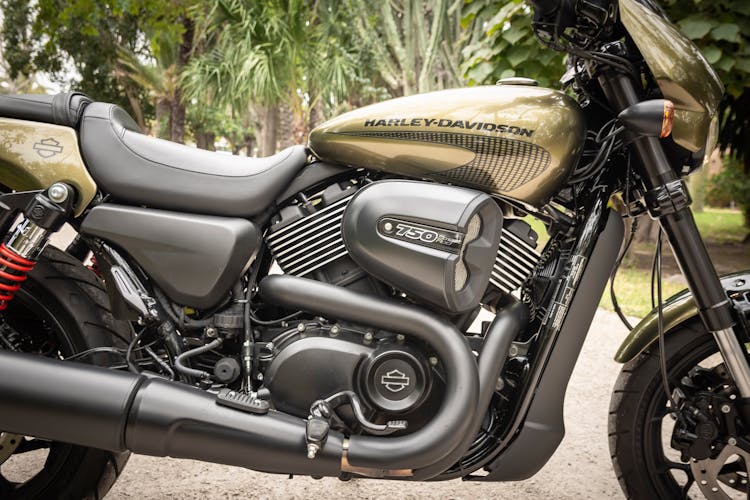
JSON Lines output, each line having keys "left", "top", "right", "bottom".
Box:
{"left": 0, "top": 0, "right": 748, "bottom": 498}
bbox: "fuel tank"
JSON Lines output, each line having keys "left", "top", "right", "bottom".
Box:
{"left": 309, "top": 85, "right": 585, "bottom": 207}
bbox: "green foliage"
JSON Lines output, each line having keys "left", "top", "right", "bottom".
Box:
{"left": 459, "top": 0, "right": 566, "bottom": 88}
{"left": 663, "top": 0, "right": 750, "bottom": 172}
{"left": 0, "top": 0, "right": 188, "bottom": 116}
{"left": 706, "top": 157, "right": 750, "bottom": 232}
{"left": 344, "top": 0, "right": 472, "bottom": 96}
{"left": 183, "top": 0, "right": 362, "bottom": 140}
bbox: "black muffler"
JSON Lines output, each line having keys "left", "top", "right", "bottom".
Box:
{"left": 0, "top": 275, "right": 482, "bottom": 478}
{"left": 0, "top": 349, "right": 344, "bottom": 476}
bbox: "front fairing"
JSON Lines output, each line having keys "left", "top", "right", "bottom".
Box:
{"left": 619, "top": 0, "right": 724, "bottom": 154}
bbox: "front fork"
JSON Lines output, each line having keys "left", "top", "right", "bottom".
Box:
{"left": 0, "top": 184, "right": 74, "bottom": 312}
{"left": 600, "top": 72, "right": 750, "bottom": 398}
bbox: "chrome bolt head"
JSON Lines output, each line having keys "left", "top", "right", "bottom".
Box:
{"left": 48, "top": 183, "right": 70, "bottom": 203}
{"left": 429, "top": 356, "right": 438, "bottom": 366}
{"left": 363, "top": 332, "right": 374, "bottom": 344}
{"left": 728, "top": 437, "right": 738, "bottom": 446}
{"left": 330, "top": 324, "right": 340, "bottom": 337}
{"left": 383, "top": 222, "right": 393, "bottom": 233}
{"left": 396, "top": 334, "right": 405, "bottom": 343}
{"left": 721, "top": 404, "right": 732, "bottom": 414}
{"left": 297, "top": 323, "right": 306, "bottom": 333}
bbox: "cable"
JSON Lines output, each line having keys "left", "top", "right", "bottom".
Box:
{"left": 653, "top": 228, "right": 687, "bottom": 426}
{"left": 609, "top": 217, "right": 638, "bottom": 330}
{"left": 174, "top": 338, "right": 223, "bottom": 381}
{"left": 126, "top": 327, "right": 147, "bottom": 374}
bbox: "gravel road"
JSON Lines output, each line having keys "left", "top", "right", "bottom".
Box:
{"left": 102, "top": 309, "right": 630, "bottom": 499}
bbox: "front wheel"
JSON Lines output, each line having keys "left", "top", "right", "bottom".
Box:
{"left": 0, "top": 247, "right": 132, "bottom": 499}
{"left": 610, "top": 319, "right": 750, "bottom": 499}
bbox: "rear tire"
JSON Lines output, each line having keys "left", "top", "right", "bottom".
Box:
{"left": 0, "top": 246, "right": 132, "bottom": 500}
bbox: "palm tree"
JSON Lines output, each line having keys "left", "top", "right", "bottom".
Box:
{"left": 182, "top": 0, "right": 359, "bottom": 153}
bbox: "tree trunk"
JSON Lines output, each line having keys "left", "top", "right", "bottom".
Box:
{"left": 170, "top": 16, "right": 194, "bottom": 145}
{"left": 277, "top": 103, "right": 295, "bottom": 149}
{"left": 155, "top": 98, "right": 172, "bottom": 140}
{"left": 195, "top": 131, "right": 216, "bottom": 151}
{"left": 244, "top": 134, "right": 255, "bottom": 157}
{"left": 257, "top": 105, "right": 279, "bottom": 156}
{"left": 170, "top": 93, "right": 186, "bottom": 144}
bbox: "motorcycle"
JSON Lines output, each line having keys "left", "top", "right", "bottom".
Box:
{"left": 0, "top": 0, "right": 748, "bottom": 497}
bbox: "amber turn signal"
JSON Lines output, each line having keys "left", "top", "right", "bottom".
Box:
{"left": 618, "top": 99, "right": 676, "bottom": 139}
{"left": 660, "top": 100, "right": 675, "bottom": 138}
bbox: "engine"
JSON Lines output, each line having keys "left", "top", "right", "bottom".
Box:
{"left": 267, "top": 178, "right": 541, "bottom": 304}
{"left": 262, "top": 177, "right": 540, "bottom": 434}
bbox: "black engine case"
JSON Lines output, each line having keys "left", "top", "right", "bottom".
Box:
{"left": 342, "top": 180, "right": 502, "bottom": 312}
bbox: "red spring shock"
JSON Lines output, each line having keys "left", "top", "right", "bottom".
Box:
{"left": 0, "top": 243, "right": 36, "bottom": 311}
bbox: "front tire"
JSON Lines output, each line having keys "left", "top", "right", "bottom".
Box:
{"left": 609, "top": 318, "right": 746, "bottom": 499}
{"left": 0, "top": 246, "right": 132, "bottom": 499}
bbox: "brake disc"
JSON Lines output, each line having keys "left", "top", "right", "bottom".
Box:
{"left": 691, "top": 442, "right": 750, "bottom": 498}
{"left": 0, "top": 432, "right": 21, "bottom": 465}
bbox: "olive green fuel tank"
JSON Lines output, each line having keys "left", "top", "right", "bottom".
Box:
{"left": 309, "top": 85, "right": 586, "bottom": 207}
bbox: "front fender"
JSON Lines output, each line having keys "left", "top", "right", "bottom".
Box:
{"left": 615, "top": 270, "right": 750, "bottom": 363}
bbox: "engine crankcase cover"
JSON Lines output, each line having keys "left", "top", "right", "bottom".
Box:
{"left": 342, "top": 180, "right": 502, "bottom": 312}
{"left": 358, "top": 345, "right": 430, "bottom": 414}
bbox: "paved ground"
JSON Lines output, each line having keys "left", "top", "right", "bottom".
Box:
{"left": 101, "top": 309, "right": 630, "bottom": 499}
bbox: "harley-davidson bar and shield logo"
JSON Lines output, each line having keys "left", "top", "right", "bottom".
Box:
{"left": 33, "top": 138, "right": 63, "bottom": 158}
{"left": 381, "top": 369, "right": 410, "bottom": 393}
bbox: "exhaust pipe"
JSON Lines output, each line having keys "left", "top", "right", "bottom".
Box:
{"left": 0, "top": 275, "right": 480, "bottom": 478}
{"left": 0, "top": 350, "right": 344, "bottom": 476}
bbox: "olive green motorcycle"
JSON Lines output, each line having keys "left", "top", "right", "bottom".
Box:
{"left": 0, "top": 0, "right": 748, "bottom": 498}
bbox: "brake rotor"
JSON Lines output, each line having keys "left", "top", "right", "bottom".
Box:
{"left": 691, "top": 442, "right": 750, "bottom": 498}
{"left": 0, "top": 432, "right": 21, "bottom": 465}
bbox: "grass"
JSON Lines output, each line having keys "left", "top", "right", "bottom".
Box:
{"left": 693, "top": 208, "right": 746, "bottom": 244}
{"left": 600, "top": 267, "right": 685, "bottom": 320}
{"left": 521, "top": 208, "right": 745, "bottom": 320}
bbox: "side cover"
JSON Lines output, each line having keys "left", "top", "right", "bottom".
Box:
{"left": 341, "top": 180, "right": 501, "bottom": 313}
{"left": 81, "top": 204, "right": 260, "bottom": 309}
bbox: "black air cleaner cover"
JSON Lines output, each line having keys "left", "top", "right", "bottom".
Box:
{"left": 342, "top": 180, "right": 501, "bottom": 312}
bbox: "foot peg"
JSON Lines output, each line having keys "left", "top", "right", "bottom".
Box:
{"left": 216, "top": 388, "right": 269, "bottom": 415}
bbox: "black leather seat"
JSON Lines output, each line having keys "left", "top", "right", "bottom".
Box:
{"left": 79, "top": 102, "right": 309, "bottom": 218}
{"left": 0, "top": 92, "right": 92, "bottom": 128}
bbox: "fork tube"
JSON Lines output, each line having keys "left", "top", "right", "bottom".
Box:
{"left": 599, "top": 71, "right": 750, "bottom": 397}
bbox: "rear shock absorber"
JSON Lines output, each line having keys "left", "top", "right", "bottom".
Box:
{"left": 0, "top": 183, "right": 73, "bottom": 311}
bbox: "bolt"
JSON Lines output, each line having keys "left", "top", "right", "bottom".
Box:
{"left": 508, "top": 345, "right": 519, "bottom": 357}
{"left": 307, "top": 443, "right": 319, "bottom": 459}
{"left": 495, "top": 377, "right": 505, "bottom": 391}
{"left": 48, "top": 183, "right": 69, "bottom": 203}
{"left": 205, "top": 327, "right": 218, "bottom": 338}
{"left": 728, "top": 437, "right": 737, "bottom": 446}
{"left": 256, "top": 373, "right": 264, "bottom": 381}
{"left": 363, "top": 332, "right": 374, "bottom": 344}
{"left": 297, "top": 323, "right": 306, "bottom": 333}
{"left": 383, "top": 222, "right": 394, "bottom": 233}
{"left": 429, "top": 356, "right": 438, "bottom": 366}
{"left": 396, "top": 334, "right": 405, "bottom": 343}
{"left": 266, "top": 342, "right": 274, "bottom": 351}
{"left": 721, "top": 404, "right": 731, "bottom": 414}
{"left": 330, "top": 325, "right": 340, "bottom": 337}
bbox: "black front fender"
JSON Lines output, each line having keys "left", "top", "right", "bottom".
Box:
{"left": 614, "top": 270, "right": 750, "bottom": 363}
